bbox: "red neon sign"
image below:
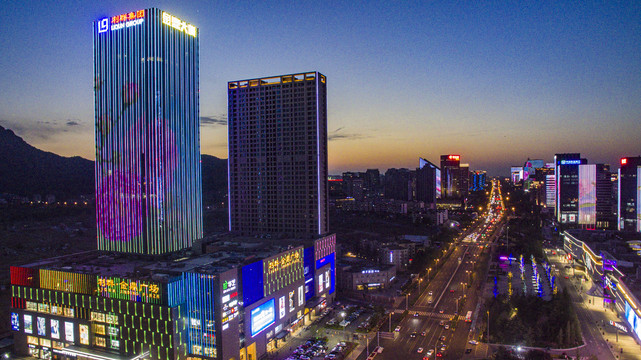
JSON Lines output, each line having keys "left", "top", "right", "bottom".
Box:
{"left": 111, "top": 10, "right": 145, "bottom": 24}
{"left": 621, "top": 158, "right": 627, "bottom": 165}
{"left": 448, "top": 155, "right": 460, "bottom": 161}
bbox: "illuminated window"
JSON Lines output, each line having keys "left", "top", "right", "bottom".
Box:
{"left": 91, "top": 312, "right": 106, "bottom": 323}
{"left": 95, "top": 336, "right": 106, "bottom": 347}
{"left": 26, "top": 302, "right": 38, "bottom": 311}
{"left": 95, "top": 324, "right": 106, "bottom": 335}
{"left": 64, "top": 308, "right": 74, "bottom": 318}
{"left": 27, "top": 336, "right": 39, "bottom": 345}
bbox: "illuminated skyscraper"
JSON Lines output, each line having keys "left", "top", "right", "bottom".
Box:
{"left": 440, "top": 154, "right": 461, "bottom": 198}
{"left": 554, "top": 153, "right": 587, "bottom": 224}
{"left": 94, "top": 9, "right": 202, "bottom": 254}
{"left": 227, "top": 72, "right": 329, "bottom": 238}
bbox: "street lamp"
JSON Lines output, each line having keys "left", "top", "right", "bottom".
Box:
{"left": 406, "top": 293, "right": 410, "bottom": 311}
{"left": 418, "top": 278, "right": 422, "bottom": 294}
{"left": 428, "top": 268, "right": 432, "bottom": 282}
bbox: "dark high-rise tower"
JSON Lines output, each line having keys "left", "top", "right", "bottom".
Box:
{"left": 618, "top": 156, "right": 641, "bottom": 232}
{"left": 227, "top": 72, "right": 328, "bottom": 238}
{"left": 94, "top": 9, "right": 202, "bottom": 254}
{"left": 416, "top": 158, "right": 440, "bottom": 206}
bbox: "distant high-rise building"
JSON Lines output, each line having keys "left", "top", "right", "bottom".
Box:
{"left": 364, "top": 169, "right": 381, "bottom": 197}
{"left": 440, "top": 154, "right": 462, "bottom": 198}
{"left": 94, "top": 8, "right": 202, "bottom": 254}
{"left": 618, "top": 156, "right": 641, "bottom": 232}
{"left": 511, "top": 166, "right": 523, "bottom": 184}
{"left": 416, "top": 158, "right": 440, "bottom": 206}
{"left": 384, "top": 168, "right": 412, "bottom": 201}
{"left": 227, "top": 72, "right": 328, "bottom": 238}
{"left": 555, "top": 153, "right": 587, "bottom": 224}
{"left": 470, "top": 171, "right": 486, "bottom": 191}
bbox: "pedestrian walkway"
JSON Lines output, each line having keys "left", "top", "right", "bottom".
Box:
{"left": 392, "top": 309, "right": 453, "bottom": 320}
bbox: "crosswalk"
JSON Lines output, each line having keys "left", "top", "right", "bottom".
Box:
{"left": 393, "top": 309, "right": 455, "bottom": 320}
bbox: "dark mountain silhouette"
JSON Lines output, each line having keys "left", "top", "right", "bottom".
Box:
{"left": 0, "top": 125, "right": 94, "bottom": 199}
{"left": 0, "top": 125, "right": 228, "bottom": 203}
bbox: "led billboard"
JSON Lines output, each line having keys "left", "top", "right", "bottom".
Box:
{"left": 436, "top": 168, "right": 442, "bottom": 199}
{"left": 250, "top": 298, "right": 275, "bottom": 337}
{"left": 578, "top": 164, "right": 596, "bottom": 226}
{"left": 625, "top": 301, "right": 641, "bottom": 341}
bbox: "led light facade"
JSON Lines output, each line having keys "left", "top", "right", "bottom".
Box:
{"left": 94, "top": 8, "right": 202, "bottom": 254}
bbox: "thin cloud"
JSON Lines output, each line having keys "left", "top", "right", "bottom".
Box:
{"left": 328, "top": 127, "right": 373, "bottom": 141}
{"left": 0, "top": 119, "right": 82, "bottom": 140}
{"left": 201, "top": 114, "right": 227, "bottom": 126}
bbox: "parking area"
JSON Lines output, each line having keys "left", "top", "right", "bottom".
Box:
{"left": 283, "top": 338, "right": 355, "bottom": 360}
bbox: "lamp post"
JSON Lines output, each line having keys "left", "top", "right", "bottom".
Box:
{"left": 389, "top": 312, "right": 392, "bottom": 332}
{"left": 406, "top": 293, "right": 410, "bottom": 311}
{"left": 428, "top": 268, "right": 432, "bottom": 282}
{"left": 418, "top": 278, "right": 422, "bottom": 294}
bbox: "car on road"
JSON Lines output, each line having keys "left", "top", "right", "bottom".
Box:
{"left": 439, "top": 335, "right": 446, "bottom": 341}
{"left": 438, "top": 309, "right": 444, "bottom": 314}
{"left": 444, "top": 324, "right": 450, "bottom": 330}
{"left": 440, "top": 344, "right": 446, "bottom": 351}
{"left": 417, "top": 347, "right": 424, "bottom": 353}
{"left": 465, "top": 348, "right": 472, "bottom": 354}
{"left": 426, "top": 349, "right": 434, "bottom": 357}
{"left": 394, "top": 326, "right": 401, "bottom": 332}
{"left": 439, "top": 320, "right": 445, "bottom": 326}
{"left": 421, "top": 331, "right": 426, "bottom": 336}
{"left": 414, "top": 312, "right": 420, "bottom": 317}
{"left": 468, "top": 340, "right": 478, "bottom": 345}
{"left": 428, "top": 291, "right": 433, "bottom": 296}
{"left": 436, "top": 352, "right": 443, "bottom": 357}
{"left": 410, "top": 332, "right": 417, "bottom": 338}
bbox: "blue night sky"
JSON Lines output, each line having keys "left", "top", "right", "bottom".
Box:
{"left": 1, "top": 0, "right": 639, "bottom": 175}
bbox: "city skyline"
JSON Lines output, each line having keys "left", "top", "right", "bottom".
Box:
{"left": 1, "top": 1, "right": 640, "bottom": 176}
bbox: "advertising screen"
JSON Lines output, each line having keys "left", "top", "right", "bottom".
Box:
{"left": 79, "top": 324, "right": 89, "bottom": 345}
{"left": 37, "top": 317, "right": 46, "bottom": 336}
{"left": 289, "top": 291, "right": 295, "bottom": 313}
{"left": 625, "top": 301, "right": 641, "bottom": 341}
{"left": 298, "top": 285, "right": 304, "bottom": 306}
{"left": 65, "top": 322, "right": 74, "bottom": 342}
{"left": 435, "top": 168, "right": 442, "bottom": 199}
{"left": 250, "top": 299, "right": 275, "bottom": 337}
{"left": 318, "top": 273, "right": 324, "bottom": 293}
{"left": 578, "top": 164, "right": 596, "bottom": 226}
{"left": 24, "top": 314, "right": 33, "bottom": 334}
{"left": 50, "top": 320, "right": 60, "bottom": 339}
{"left": 11, "top": 313, "right": 19, "bottom": 331}
{"left": 279, "top": 296, "right": 286, "bottom": 319}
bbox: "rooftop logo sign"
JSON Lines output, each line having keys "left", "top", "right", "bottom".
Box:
{"left": 162, "top": 12, "right": 197, "bottom": 37}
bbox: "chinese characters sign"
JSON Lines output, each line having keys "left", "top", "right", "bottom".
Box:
{"left": 267, "top": 250, "right": 302, "bottom": 275}
{"left": 162, "top": 12, "right": 197, "bottom": 37}
{"left": 98, "top": 10, "right": 145, "bottom": 34}
{"left": 97, "top": 276, "right": 161, "bottom": 304}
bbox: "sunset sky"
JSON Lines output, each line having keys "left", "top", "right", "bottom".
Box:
{"left": 1, "top": 1, "right": 639, "bottom": 175}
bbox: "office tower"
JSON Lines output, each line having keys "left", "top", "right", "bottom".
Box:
{"left": 94, "top": 9, "right": 202, "bottom": 254}
{"left": 578, "top": 164, "right": 613, "bottom": 229}
{"left": 511, "top": 166, "right": 523, "bottom": 184}
{"left": 416, "top": 158, "right": 440, "bottom": 206}
{"left": 440, "top": 154, "right": 461, "bottom": 198}
{"left": 618, "top": 156, "right": 641, "bottom": 232}
{"left": 460, "top": 163, "right": 470, "bottom": 197}
{"left": 384, "top": 168, "right": 412, "bottom": 201}
{"left": 364, "top": 169, "right": 381, "bottom": 198}
{"left": 554, "top": 153, "right": 587, "bottom": 224}
{"left": 228, "top": 72, "right": 328, "bottom": 238}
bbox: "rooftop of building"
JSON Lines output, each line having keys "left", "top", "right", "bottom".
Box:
{"left": 228, "top": 71, "right": 325, "bottom": 89}
{"left": 20, "top": 233, "right": 330, "bottom": 282}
